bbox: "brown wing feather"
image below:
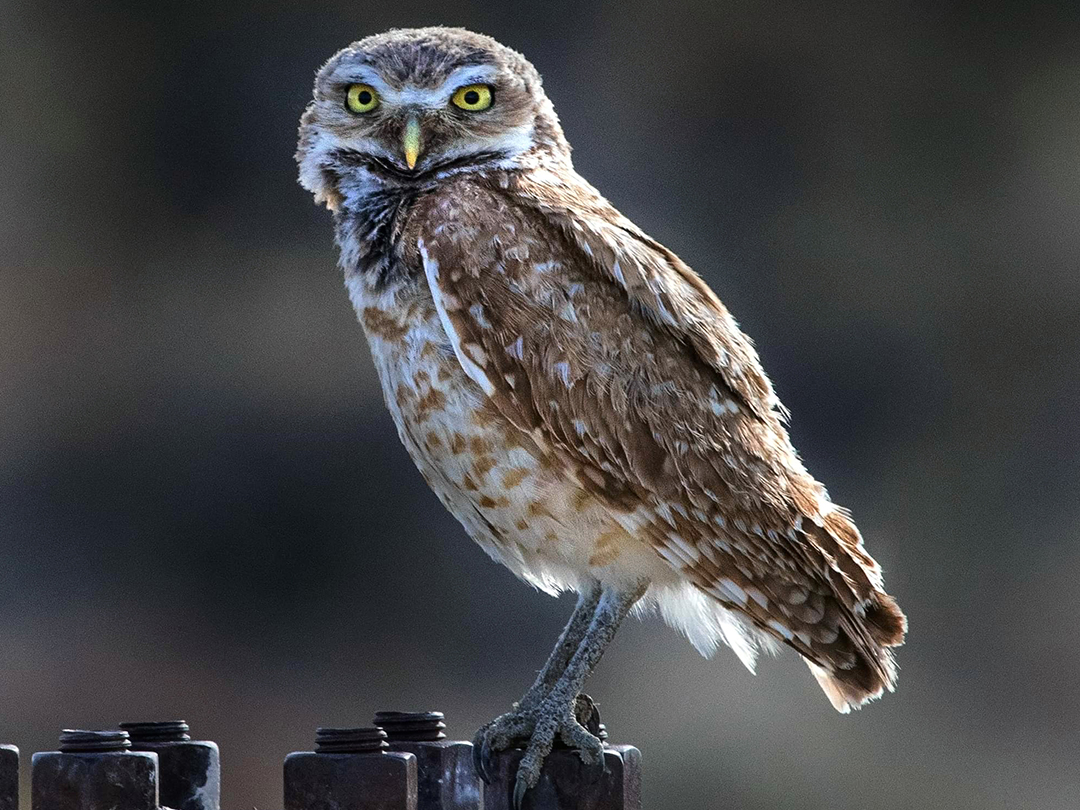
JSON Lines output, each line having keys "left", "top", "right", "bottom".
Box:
{"left": 410, "top": 173, "right": 905, "bottom": 709}
{"left": 518, "top": 167, "right": 782, "bottom": 423}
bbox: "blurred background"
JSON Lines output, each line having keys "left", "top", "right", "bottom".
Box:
{"left": 2, "top": 0, "right": 1078, "bottom": 807}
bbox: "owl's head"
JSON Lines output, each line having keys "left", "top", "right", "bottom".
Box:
{"left": 297, "top": 27, "right": 569, "bottom": 209}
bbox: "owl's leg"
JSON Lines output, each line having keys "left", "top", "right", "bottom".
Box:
{"left": 519, "top": 580, "right": 603, "bottom": 709}
{"left": 512, "top": 581, "right": 648, "bottom": 808}
{"left": 473, "top": 581, "right": 602, "bottom": 781}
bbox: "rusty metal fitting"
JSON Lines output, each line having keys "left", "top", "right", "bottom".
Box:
{"left": 285, "top": 726, "right": 417, "bottom": 810}
{"left": 374, "top": 711, "right": 481, "bottom": 810}
{"left": 315, "top": 727, "right": 390, "bottom": 755}
{"left": 0, "top": 744, "right": 17, "bottom": 810}
{"left": 121, "top": 720, "right": 220, "bottom": 810}
{"left": 375, "top": 712, "right": 447, "bottom": 742}
{"left": 482, "top": 746, "right": 641, "bottom": 810}
{"left": 32, "top": 729, "right": 159, "bottom": 810}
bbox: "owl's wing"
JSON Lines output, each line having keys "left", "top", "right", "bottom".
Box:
{"left": 412, "top": 177, "right": 904, "bottom": 710}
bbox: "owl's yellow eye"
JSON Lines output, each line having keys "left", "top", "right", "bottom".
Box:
{"left": 451, "top": 84, "right": 493, "bottom": 111}
{"left": 346, "top": 84, "right": 379, "bottom": 113}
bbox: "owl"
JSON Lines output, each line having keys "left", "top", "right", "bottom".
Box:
{"left": 297, "top": 27, "right": 906, "bottom": 805}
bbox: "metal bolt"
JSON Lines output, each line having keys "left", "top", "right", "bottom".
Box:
{"left": 121, "top": 720, "right": 221, "bottom": 810}
{"left": 285, "top": 726, "right": 417, "bottom": 810}
{"left": 0, "top": 744, "right": 18, "bottom": 810}
{"left": 59, "top": 729, "right": 131, "bottom": 752}
{"left": 375, "top": 712, "right": 447, "bottom": 742}
{"left": 32, "top": 729, "right": 159, "bottom": 810}
{"left": 375, "top": 712, "right": 482, "bottom": 810}
{"left": 316, "top": 727, "right": 390, "bottom": 754}
{"left": 121, "top": 720, "right": 191, "bottom": 743}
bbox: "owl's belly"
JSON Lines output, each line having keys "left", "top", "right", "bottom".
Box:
{"left": 350, "top": 281, "right": 670, "bottom": 595}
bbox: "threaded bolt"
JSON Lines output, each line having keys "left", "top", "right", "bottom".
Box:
{"left": 119, "top": 721, "right": 191, "bottom": 743}
{"left": 58, "top": 730, "right": 131, "bottom": 753}
{"left": 315, "top": 727, "right": 388, "bottom": 754}
{"left": 373, "top": 711, "right": 447, "bottom": 742}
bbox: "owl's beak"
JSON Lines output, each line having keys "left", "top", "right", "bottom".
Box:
{"left": 403, "top": 116, "right": 422, "bottom": 170}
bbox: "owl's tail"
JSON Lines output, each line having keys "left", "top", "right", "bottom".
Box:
{"left": 804, "top": 591, "right": 907, "bottom": 713}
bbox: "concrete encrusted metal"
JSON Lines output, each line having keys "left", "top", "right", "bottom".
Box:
{"left": 376, "top": 712, "right": 482, "bottom": 810}
{"left": 122, "top": 720, "right": 221, "bottom": 810}
{"left": 0, "top": 745, "right": 18, "bottom": 810}
{"left": 32, "top": 729, "right": 160, "bottom": 810}
{"left": 285, "top": 727, "right": 418, "bottom": 810}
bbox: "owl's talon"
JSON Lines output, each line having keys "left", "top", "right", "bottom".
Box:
{"left": 472, "top": 734, "right": 489, "bottom": 783}
{"left": 472, "top": 709, "right": 537, "bottom": 784}
{"left": 472, "top": 720, "right": 499, "bottom": 783}
{"left": 481, "top": 736, "right": 497, "bottom": 784}
{"left": 512, "top": 770, "right": 529, "bottom": 810}
{"left": 511, "top": 696, "right": 603, "bottom": 806}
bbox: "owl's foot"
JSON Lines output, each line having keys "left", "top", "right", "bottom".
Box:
{"left": 477, "top": 584, "right": 646, "bottom": 806}
{"left": 472, "top": 707, "right": 535, "bottom": 783}
{"left": 472, "top": 694, "right": 603, "bottom": 787}
{"left": 511, "top": 694, "right": 605, "bottom": 809}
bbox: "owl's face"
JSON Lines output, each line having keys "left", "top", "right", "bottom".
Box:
{"left": 298, "top": 28, "right": 568, "bottom": 206}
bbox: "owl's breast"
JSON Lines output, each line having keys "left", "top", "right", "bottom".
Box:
{"left": 346, "top": 273, "right": 668, "bottom": 594}
{"left": 348, "top": 276, "right": 525, "bottom": 553}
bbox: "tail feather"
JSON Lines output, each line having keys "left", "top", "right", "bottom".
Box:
{"left": 806, "top": 592, "right": 905, "bottom": 712}
{"left": 863, "top": 592, "right": 907, "bottom": 647}
{"left": 799, "top": 510, "right": 907, "bottom": 712}
{"left": 807, "top": 661, "right": 862, "bottom": 714}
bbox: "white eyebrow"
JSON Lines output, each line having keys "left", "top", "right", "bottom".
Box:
{"left": 443, "top": 64, "right": 499, "bottom": 90}
{"left": 329, "top": 64, "right": 395, "bottom": 97}
{"left": 327, "top": 63, "right": 500, "bottom": 108}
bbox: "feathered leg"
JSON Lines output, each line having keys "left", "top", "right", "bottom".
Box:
{"left": 474, "top": 580, "right": 602, "bottom": 780}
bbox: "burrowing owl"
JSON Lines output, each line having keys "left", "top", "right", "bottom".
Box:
{"left": 297, "top": 27, "right": 906, "bottom": 803}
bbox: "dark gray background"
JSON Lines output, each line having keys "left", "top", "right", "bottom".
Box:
{"left": 2, "top": 1, "right": 1078, "bottom": 807}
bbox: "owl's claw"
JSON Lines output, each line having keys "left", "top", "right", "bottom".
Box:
{"left": 473, "top": 695, "right": 604, "bottom": 805}
{"left": 511, "top": 698, "right": 604, "bottom": 809}
{"left": 472, "top": 709, "right": 536, "bottom": 784}
{"left": 512, "top": 771, "right": 530, "bottom": 810}
{"left": 471, "top": 736, "right": 487, "bottom": 783}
